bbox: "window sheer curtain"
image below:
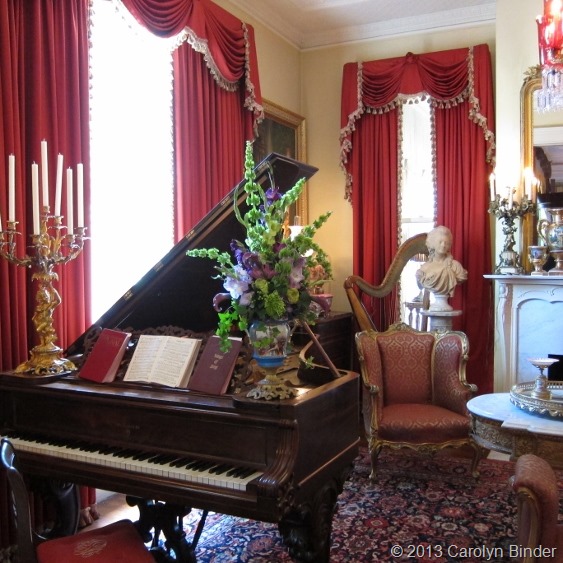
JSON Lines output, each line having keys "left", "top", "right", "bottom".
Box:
{"left": 0, "top": 0, "right": 91, "bottom": 552}
{"left": 340, "top": 44, "right": 495, "bottom": 394}
{"left": 120, "top": 0, "right": 263, "bottom": 239}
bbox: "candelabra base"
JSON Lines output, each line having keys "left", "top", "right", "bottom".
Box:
{"left": 15, "top": 344, "right": 76, "bottom": 376}
{"left": 495, "top": 249, "right": 523, "bottom": 275}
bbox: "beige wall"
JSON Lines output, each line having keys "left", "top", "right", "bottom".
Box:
{"left": 219, "top": 0, "right": 544, "bottom": 317}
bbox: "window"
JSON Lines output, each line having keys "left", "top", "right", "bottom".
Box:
{"left": 89, "top": 2, "right": 175, "bottom": 320}
{"left": 399, "top": 99, "right": 435, "bottom": 318}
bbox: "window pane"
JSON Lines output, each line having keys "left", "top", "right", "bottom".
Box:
{"left": 89, "top": 2, "right": 175, "bottom": 320}
{"left": 400, "top": 100, "right": 434, "bottom": 319}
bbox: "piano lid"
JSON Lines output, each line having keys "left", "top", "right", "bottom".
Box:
{"left": 66, "top": 153, "right": 318, "bottom": 356}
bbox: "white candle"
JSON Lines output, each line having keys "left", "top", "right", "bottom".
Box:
{"left": 76, "top": 163, "right": 84, "bottom": 228}
{"left": 508, "top": 186, "right": 514, "bottom": 208}
{"left": 32, "top": 163, "right": 40, "bottom": 235}
{"left": 489, "top": 173, "right": 496, "bottom": 200}
{"left": 66, "top": 167, "right": 73, "bottom": 232}
{"left": 8, "top": 154, "right": 15, "bottom": 222}
{"left": 55, "top": 154, "right": 63, "bottom": 216}
{"left": 41, "top": 140, "right": 49, "bottom": 209}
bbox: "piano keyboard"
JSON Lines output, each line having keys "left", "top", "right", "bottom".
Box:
{"left": 3, "top": 433, "right": 263, "bottom": 491}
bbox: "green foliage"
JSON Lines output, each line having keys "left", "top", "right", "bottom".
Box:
{"left": 187, "top": 141, "right": 332, "bottom": 350}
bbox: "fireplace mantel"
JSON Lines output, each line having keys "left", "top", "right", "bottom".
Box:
{"left": 485, "top": 275, "right": 563, "bottom": 391}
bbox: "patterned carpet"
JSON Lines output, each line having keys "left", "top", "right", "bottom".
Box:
{"left": 179, "top": 447, "right": 526, "bottom": 562}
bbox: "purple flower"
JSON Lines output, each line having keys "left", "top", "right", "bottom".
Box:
{"left": 230, "top": 240, "right": 246, "bottom": 265}
{"left": 239, "top": 290, "right": 254, "bottom": 306}
{"left": 242, "top": 252, "right": 266, "bottom": 279}
{"left": 289, "top": 257, "right": 305, "bottom": 288}
{"left": 223, "top": 265, "right": 252, "bottom": 299}
{"left": 265, "top": 186, "right": 282, "bottom": 205}
{"left": 262, "top": 263, "right": 276, "bottom": 279}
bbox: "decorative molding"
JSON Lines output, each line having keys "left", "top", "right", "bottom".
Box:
{"left": 227, "top": 1, "right": 496, "bottom": 50}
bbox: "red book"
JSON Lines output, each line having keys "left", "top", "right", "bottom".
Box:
{"left": 187, "top": 336, "right": 242, "bottom": 394}
{"left": 78, "top": 329, "right": 131, "bottom": 383}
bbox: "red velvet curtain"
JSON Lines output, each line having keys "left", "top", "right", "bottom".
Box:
{"left": 0, "top": 0, "right": 92, "bottom": 552}
{"left": 340, "top": 45, "right": 495, "bottom": 393}
{"left": 0, "top": 0, "right": 91, "bottom": 371}
{"left": 120, "top": 0, "right": 263, "bottom": 239}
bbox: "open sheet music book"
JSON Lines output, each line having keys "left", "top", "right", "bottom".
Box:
{"left": 123, "top": 335, "right": 202, "bottom": 388}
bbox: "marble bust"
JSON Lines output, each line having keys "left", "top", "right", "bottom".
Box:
{"left": 415, "top": 226, "right": 467, "bottom": 311}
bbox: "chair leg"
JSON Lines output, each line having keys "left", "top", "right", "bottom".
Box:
{"left": 369, "top": 444, "right": 383, "bottom": 481}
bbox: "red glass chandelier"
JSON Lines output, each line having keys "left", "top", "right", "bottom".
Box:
{"left": 536, "top": 0, "right": 563, "bottom": 111}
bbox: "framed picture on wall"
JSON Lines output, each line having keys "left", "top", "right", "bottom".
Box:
{"left": 254, "top": 99, "right": 308, "bottom": 223}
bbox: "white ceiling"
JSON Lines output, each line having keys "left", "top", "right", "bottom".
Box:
{"left": 226, "top": 0, "right": 496, "bottom": 50}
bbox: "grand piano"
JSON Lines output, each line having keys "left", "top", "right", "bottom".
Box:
{"left": 0, "top": 153, "right": 360, "bottom": 562}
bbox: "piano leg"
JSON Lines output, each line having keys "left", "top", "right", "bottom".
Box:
{"left": 128, "top": 497, "right": 208, "bottom": 563}
{"left": 278, "top": 469, "right": 351, "bottom": 563}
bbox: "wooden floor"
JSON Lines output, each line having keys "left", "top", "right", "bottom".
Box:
{"left": 80, "top": 491, "right": 138, "bottom": 531}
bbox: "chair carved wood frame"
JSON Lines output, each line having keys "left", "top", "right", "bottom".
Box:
{"left": 355, "top": 322, "right": 480, "bottom": 479}
{"left": 510, "top": 454, "right": 563, "bottom": 562}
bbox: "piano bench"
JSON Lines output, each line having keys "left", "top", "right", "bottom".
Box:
{"left": 36, "top": 520, "right": 156, "bottom": 563}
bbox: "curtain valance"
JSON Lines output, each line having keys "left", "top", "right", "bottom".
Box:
{"left": 120, "top": 0, "right": 262, "bottom": 118}
{"left": 340, "top": 44, "right": 495, "bottom": 202}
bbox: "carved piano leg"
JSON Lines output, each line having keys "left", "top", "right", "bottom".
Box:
{"left": 128, "top": 497, "right": 208, "bottom": 563}
{"left": 278, "top": 468, "right": 351, "bottom": 563}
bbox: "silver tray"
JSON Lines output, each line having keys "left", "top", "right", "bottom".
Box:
{"left": 510, "top": 381, "right": 563, "bottom": 419}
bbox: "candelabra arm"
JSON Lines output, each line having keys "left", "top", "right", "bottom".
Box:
{"left": 0, "top": 223, "right": 33, "bottom": 268}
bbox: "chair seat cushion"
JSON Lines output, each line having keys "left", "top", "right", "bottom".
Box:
{"left": 37, "top": 519, "right": 154, "bottom": 563}
{"left": 379, "top": 403, "right": 470, "bottom": 444}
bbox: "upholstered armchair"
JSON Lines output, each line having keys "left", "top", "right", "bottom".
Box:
{"left": 355, "top": 323, "right": 479, "bottom": 479}
{"left": 510, "top": 454, "right": 563, "bottom": 563}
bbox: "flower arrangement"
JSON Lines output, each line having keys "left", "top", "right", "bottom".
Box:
{"left": 187, "top": 141, "right": 332, "bottom": 351}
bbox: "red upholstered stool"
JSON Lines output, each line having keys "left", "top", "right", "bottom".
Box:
{"left": 37, "top": 519, "right": 155, "bottom": 562}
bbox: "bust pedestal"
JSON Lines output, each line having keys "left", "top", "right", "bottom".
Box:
{"left": 420, "top": 309, "right": 462, "bottom": 331}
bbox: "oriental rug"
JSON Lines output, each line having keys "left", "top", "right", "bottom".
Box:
{"left": 179, "top": 447, "right": 532, "bottom": 563}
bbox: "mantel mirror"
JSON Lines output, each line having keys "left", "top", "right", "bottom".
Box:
{"left": 521, "top": 66, "right": 563, "bottom": 269}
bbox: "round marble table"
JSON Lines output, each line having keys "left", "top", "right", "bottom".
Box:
{"left": 467, "top": 393, "right": 563, "bottom": 468}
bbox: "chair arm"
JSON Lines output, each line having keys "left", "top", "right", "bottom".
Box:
{"left": 443, "top": 382, "right": 476, "bottom": 415}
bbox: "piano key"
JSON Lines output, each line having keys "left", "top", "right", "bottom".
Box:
{"left": 3, "top": 433, "right": 263, "bottom": 491}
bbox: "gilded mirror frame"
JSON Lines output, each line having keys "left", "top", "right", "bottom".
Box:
{"left": 521, "top": 66, "right": 541, "bottom": 176}
{"left": 520, "top": 66, "right": 541, "bottom": 267}
{"left": 254, "top": 100, "right": 308, "bottom": 222}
